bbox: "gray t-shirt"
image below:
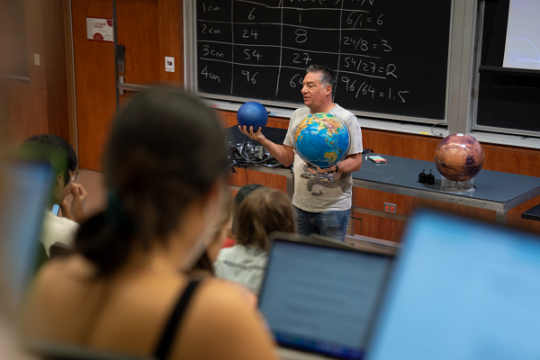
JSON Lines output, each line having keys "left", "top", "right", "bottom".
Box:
{"left": 283, "top": 105, "right": 363, "bottom": 212}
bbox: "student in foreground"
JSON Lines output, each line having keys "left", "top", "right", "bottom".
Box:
{"left": 215, "top": 187, "right": 296, "bottom": 294}
{"left": 23, "top": 88, "right": 279, "bottom": 360}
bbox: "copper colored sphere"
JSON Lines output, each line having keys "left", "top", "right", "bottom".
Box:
{"left": 434, "top": 133, "right": 484, "bottom": 182}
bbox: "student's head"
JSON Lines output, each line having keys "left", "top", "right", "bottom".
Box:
{"left": 302, "top": 64, "right": 336, "bottom": 111}
{"left": 75, "top": 87, "right": 229, "bottom": 277}
{"left": 189, "top": 191, "right": 232, "bottom": 276}
{"left": 19, "top": 134, "right": 77, "bottom": 203}
{"left": 236, "top": 188, "right": 295, "bottom": 251}
{"left": 231, "top": 184, "right": 265, "bottom": 235}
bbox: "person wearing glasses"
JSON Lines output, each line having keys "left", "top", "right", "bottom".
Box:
{"left": 19, "top": 134, "right": 87, "bottom": 256}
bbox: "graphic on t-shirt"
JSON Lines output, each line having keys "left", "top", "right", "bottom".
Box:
{"left": 301, "top": 164, "right": 351, "bottom": 196}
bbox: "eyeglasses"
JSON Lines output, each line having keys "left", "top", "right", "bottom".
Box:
{"left": 71, "top": 171, "right": 79, "bottom": 182}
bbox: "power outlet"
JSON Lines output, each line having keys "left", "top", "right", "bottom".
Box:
{"left": 384, "top": 202, "right": 397, "bottom": 214}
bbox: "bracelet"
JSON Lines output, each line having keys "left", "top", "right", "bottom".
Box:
{"left": 334, "top": 165, "right": 339, "bottom": 173}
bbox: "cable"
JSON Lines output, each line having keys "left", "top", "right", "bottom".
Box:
{"left": 431, "top": 122, "right": 446, "bottom": 137}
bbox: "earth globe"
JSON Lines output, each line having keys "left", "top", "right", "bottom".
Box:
{"left": 294, "top": 113, "right": 350, "bottom": 170}
{"left": 434, "top": 133, "right": 484, "bottom": 190}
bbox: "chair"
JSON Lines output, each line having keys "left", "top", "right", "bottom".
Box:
{"left": 26, "top": 340, "right": 157, "bottom": 360}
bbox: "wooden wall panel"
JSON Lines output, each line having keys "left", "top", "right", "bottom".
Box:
{"left": 74, "top": 0, "right": 184, "bottom": 170}
{"left": 158, "top": 0, "right": 183, "bottom": 83}
{"left": 72, "top": 0, "right": 116, "bottom": 171}
{"left": 116, "top": 0, "right": 160, "bottom": 86}
{"left": 3, "top": 0, "right": 70, "bottom": 144}
{"left": 5, "top": 83, "right": 48, "bottom": 141}
{"left": 25, "top": 0, "right": 46, "bottom": 89}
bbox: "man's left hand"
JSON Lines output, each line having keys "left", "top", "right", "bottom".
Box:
{"left": 316, "top": 165, "right": 337, "bottom": 174}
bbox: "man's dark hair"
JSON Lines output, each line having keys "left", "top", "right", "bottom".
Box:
{"left": 20, "top": 134, "right": 77, "bottom": 185}
{"left": 306, "top": 64, "right": 336, "bottom": 97}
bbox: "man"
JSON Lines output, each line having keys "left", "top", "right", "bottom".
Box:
{"left": 240, "top": 64, "right": 363, "bottom": 241}
{"left": 19, "top": 134, "right": 87, "bottom": 255}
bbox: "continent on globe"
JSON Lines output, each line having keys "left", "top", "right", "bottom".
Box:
{"left": 294, "top": 113, "right": 350, "bottom": 169}
{"left": 434, "top": 133, "right": 484, "bottom": 182}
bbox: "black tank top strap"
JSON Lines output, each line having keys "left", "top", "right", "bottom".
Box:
{"left": 153, "top": 279, "right": 202, "bottom": 360}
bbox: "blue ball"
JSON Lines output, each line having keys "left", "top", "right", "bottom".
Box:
{"left": 237, "top": 102, "right": 268, "bottom": 130}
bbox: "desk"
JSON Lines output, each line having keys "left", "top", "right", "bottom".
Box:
{"left": 352, "top": 154, "right": 540, "bottom": 224}
{"left": 226, "top": 127, "right": 540, "bottom": 225}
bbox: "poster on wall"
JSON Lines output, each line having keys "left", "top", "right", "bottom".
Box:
{"left": 86, "top": 17, "right": 113, "bottom": 42}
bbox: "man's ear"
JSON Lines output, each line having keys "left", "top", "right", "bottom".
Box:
{"left": 325, "top": 85, "right": 332, "bottom": 96}
{"left": 55, "top": 172, "right": 64, "bottom": 186}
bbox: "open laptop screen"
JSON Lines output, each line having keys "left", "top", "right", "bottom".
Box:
{"left": 259, "top": 238, "right": 393, "bottom": 360}
{"left": 0, "top": 159, "right": 52, "bottom": 304}
{"left": 367, "top": 210, "right": 540, "bottom": 360}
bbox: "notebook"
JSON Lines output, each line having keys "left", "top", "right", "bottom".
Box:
{"left": 258, "top": 233, "right": 394, "bottom": 360}
{"left": 367, "top": 209, "right": 540, "bottom": 360}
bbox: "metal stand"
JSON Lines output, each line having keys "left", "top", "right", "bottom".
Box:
{"left": 440, "top": 178, "right": 475, "bottom": 192}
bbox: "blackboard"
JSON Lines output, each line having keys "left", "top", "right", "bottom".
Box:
{"left": 195, "top": 0, "right": 452, "bottom": 121}
{"left": 476, "top": 0, "right": 540, "bottom": 134}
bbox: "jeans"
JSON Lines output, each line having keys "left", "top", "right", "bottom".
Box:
{"left": 293, "top": 206, "right": 351, "bottom": 242}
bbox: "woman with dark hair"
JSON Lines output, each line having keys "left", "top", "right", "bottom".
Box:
{"left": 23, "top": 88, "right": 278, "bottom": 360}
{"left": 215, "top": 187, "right": 296, "bottom": 294}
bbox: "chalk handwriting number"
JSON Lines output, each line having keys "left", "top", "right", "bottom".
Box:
{"left": 293, "top": 52, "right": 312, "bottom": 65}
{"left": 398, "top": 91, "right": 409, "bottom": 103}
{"left": 386, "top": 64, "right": 397, "bottom": 78}
{"left": 248, "top": 8, "right": 256, "bottom": 20}
{"left": 382, "top": 39, "right": 392, "bottom": 52}
{"left": 201, "top": 66, "right": 220, "bottom": 83}
{"left": 347, "top": 12, "right": 363, "bottom": 28}
{"left": 295, "top": 29, "right": 308, "bottom": 44}
{"left": 289, "top": 74, "right": 304, "bottom": 88}
{"left": 202, "top": 24, "right": 221, "bottom": 35}
{"left": 377, "top": 14, "right": 384, "bottom": 25}
{"left": 243, "top": 29, "right": 258, "bottom": 40}
{"left": 202, "top": 3, "right": 220, "bottom": 12}
{"left": 202, "top": 45, "right": 224, "bottom": 58}
{"left": 244, "top": 49, "right": 262, "bottom": 61}
{"left": 342, "top": 76, "right": 357, "bottom": 92}
{"left": 241, "top": 70, "right": 258, "bottom": 84}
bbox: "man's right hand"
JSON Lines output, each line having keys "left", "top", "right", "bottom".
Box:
{"left": 69, "top": 183, "right": 88, "bottom": 224}
{"left": 239, "top": 126, "right": 266, "bottom": 143}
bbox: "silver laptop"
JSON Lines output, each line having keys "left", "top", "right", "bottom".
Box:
{"left": 367, "top": 209, "right": 540, "bottom": 360}
{"left": 258, "top": 233, "right": 394, "bottom": 360}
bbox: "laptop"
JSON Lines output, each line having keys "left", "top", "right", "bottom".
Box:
{"left": 366, "top": 209, "right": 540, "bottom": 360}
{"left": 258, "top": 233, "right": 395, "bottom": 360}
{"left": 0, "top": 158, "right": 53, "bottom": 305}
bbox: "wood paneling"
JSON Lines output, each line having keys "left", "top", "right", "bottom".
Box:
{"left": 3, "top": 0, "right": 70, "bottom": 144}
{"left": 74, "top": 0, "right": 184, "bottom": 170}
{"left": 116, "top": 0, "right": 160, "bottom": 86}
{"left": 25, "top": 0, "right": 46, "bottom": 89}
{"left": 158, "top": 0, "right": 183, "bottom": 83}
{"left": 5, "top": 83, "right": 48, "bottom": 141}
{"left": 72, "top": 0, "right": 116, "bottom": 171}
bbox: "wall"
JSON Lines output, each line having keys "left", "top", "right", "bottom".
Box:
{"left": 73, "top": 0, "right": 184, "bottom": 171}
{"left": 3, "top": 0, "right": 70, "bottom": 144}
{"left": 5, "top": 0, "right": 539, "bottom": 241}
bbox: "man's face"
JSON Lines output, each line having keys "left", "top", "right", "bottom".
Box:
{"left": 53, "top": 171, "right": 72, "bottom": 204}
{"left": 301, "top": 71, "right": 331, "bottom": 111}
